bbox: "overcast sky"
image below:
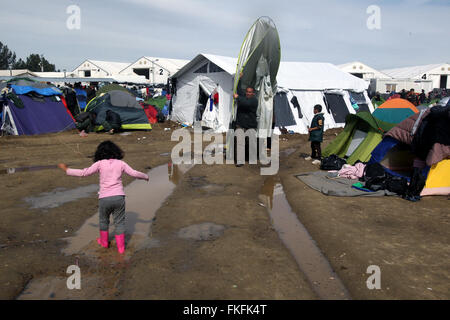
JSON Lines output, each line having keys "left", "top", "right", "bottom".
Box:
{"left": 1, "top": 0, "right": 449, "bottom": 71}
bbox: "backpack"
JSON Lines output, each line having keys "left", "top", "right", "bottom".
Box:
{"left": 320, "top": 154, "right": 347, "bottom": 171}
{"left": 363, "top": 163, "right": 387, "bottom": 191}
{"left": 385, "top": 175, "right": 408, "bottom": 196}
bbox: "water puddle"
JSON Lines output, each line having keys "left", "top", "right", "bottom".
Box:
{"left": 0, "top": 165, "right": 58, "bottom": 175}
{"left": 18, "top": 275, "right": 106, "bottom": 300}
{"left": 259, "top": 176, "right": 351, "bottom": 300}
{"left": 62, "top": 163, "right": 193, "bottom": 256}
{"left": 24, "top": 185, "right": 99, "bottom": 210}
{"left": 177, "top": 223, "right": 226, "bottom": 241}
{"left": 280, "top": 148, "right": 296, "bottom": 157}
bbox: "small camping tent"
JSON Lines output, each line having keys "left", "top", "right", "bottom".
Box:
{"left": 86, "top": 90, "right": 151, "bottom": 131}
{"left": 372, "top": 98, "right": 419, "bottom": 124}
{"left": 1, "top": 78, "right": 76, "bottom": 135}
{"left": 421, "top": 159, "right": 450, "bottom": 196}
{"left": 322, "top": 112, "right": 396, "bottom": 165}
{"left": 96, "top": 83, "right": 137, "bottom": 97}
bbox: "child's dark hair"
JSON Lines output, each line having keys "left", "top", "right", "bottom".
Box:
{"left": 94, "top": 140, "right": 124, "bottom": 162}
{"left": 314, "top": 104, "right": 322, "bottom": 112}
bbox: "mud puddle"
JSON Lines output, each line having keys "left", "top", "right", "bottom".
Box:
{"left": 280, "top": 148, "right": 297, "bottom": 157}
{"left": 62, "top": 163, "right": 193, "bottom": 256}
{"left": 0, "top": 164, "right": 58, "bottom": 175}
{"left": 18, "top": 275, "right": 106, "bottom": 300}
{"left": 259, "top": 176, "right": 351, "bottom": 300}
{"left": 17, "top": 163, "right": 193, "bottom": 299}
{"left": 177, "top": 223, "right": 226, "bottom": 241}
{"left": 24, "top": 185, "right": 99, "bottom": 210}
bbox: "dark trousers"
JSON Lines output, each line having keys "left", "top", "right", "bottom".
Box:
{"left": 234, "top": 125, "right": 256, "bottom": 163}
{"left": 99, "top": 196, "right": 126, "bottom": 234}
{"left": 267, "top": 122, "right": 276, "bottom": 149}
{"left": 311, "top": 141, "right": 322, "bottom": 159}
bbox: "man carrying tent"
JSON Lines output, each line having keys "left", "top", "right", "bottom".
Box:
{"left": 305, "top": 105, "right": 325, "bottom": 165}
{"left": 233, "top": 74, "right": 259, "bottom": 167}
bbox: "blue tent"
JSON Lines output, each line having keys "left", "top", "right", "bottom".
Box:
{"left": 74, "top": 87, "right": 87, "bottom": 111}
{"left": 1, "top": 79, "right": 76, "bottom": 135}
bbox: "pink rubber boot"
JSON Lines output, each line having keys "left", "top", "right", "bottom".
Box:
{"left": 97, "top": 231, "right": 109, "bottom": 248}
{"left": 115, "top": 234, "right": 125, "bottom": 254}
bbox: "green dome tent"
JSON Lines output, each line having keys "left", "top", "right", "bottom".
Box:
{"left": 96, "top": 83, "right": 137, "bottom": 97}
{"left": 322, "top": 112, "right": 396, "bottom": 165}
{"left": 86, "top": 90, "right": 151, "bottom": 131}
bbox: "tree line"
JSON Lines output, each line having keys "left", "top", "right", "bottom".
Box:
{"left": 0, "top": 41, "right": 57, "bottom": 72}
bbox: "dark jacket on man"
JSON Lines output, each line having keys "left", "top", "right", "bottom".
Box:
{"left": 309, "top": 113, "right": 324, "bottom": 142}
{"left": 236, "top": 91, "right": 258, "bottom": 129}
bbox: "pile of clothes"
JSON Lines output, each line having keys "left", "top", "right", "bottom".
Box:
{"left": 320, "top": 104, "right": 449, "bottom": 201}
{"left": 320, "top": 159, "right": 427, "bottom": 201}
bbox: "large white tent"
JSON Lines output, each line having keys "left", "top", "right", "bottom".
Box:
{"left": 382, "top": 63, "right": 450, "bottom": 90}
{"left": 119, "top": 56, "right": 189, "bottom": 84}
{"left": 170, "top": 54, "right": 374, "bottom": 134}
{"left": 72, "top": 59, "right": 130, "bottom": 77}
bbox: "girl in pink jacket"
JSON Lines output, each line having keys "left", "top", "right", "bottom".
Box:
{"left": 58, "top": 141, "right": 149, "bottom": 254}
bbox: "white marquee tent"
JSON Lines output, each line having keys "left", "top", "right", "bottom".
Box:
{"left": 170, "top": 54, "right": 374, "bottom": 134}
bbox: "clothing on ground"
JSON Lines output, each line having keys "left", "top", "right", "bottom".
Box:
{"left": 296, "top": 171, "right": 396, "bottom": 197}
{"left": 338, "top": 162, "right": 366, "bottom": 179}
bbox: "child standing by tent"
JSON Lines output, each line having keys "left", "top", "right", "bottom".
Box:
{"left": 305, "top": 105, "right": 324, "bottom": 165}
{"left": 58, "top": 141, "right": 149, "bottom": 254}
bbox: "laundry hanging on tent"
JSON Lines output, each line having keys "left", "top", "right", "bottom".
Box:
{"left": 209, "top": 90, "right": 219, "bottom": 112}
{"left": 290, "top": 95, "right": 303, "bottom": 118}
{"left": 349, "top": 95, "right": 360, "bottom": 111}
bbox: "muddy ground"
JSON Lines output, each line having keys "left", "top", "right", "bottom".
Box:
{"left": 0, "top": 123, "right": 448, "bottom": 300}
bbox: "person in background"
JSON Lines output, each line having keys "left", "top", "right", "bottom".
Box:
{"left": 304, "top": 104, "right": 324, "bottom": 165}
{"left": 86, "top": 83, "right": 97, "bottom": 104}
{"left": 419, "top": 89, "right": 427, "bottom": 105}
{"left": 407, "top": 88, "right": 418, "bottom": 106}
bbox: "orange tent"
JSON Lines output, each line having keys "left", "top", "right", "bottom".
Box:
{"left": 377, "top": 98, "right": 419, "bottom": 112}
{"left": 372, "top": 98, "right": 419, "bottom": 124}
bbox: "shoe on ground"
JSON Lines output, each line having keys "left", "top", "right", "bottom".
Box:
{"left": 312, "top": 159, "right": 321, "bottom": 165}
{"left": 304, "top": 156, "right": 312, "bottom": 161}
